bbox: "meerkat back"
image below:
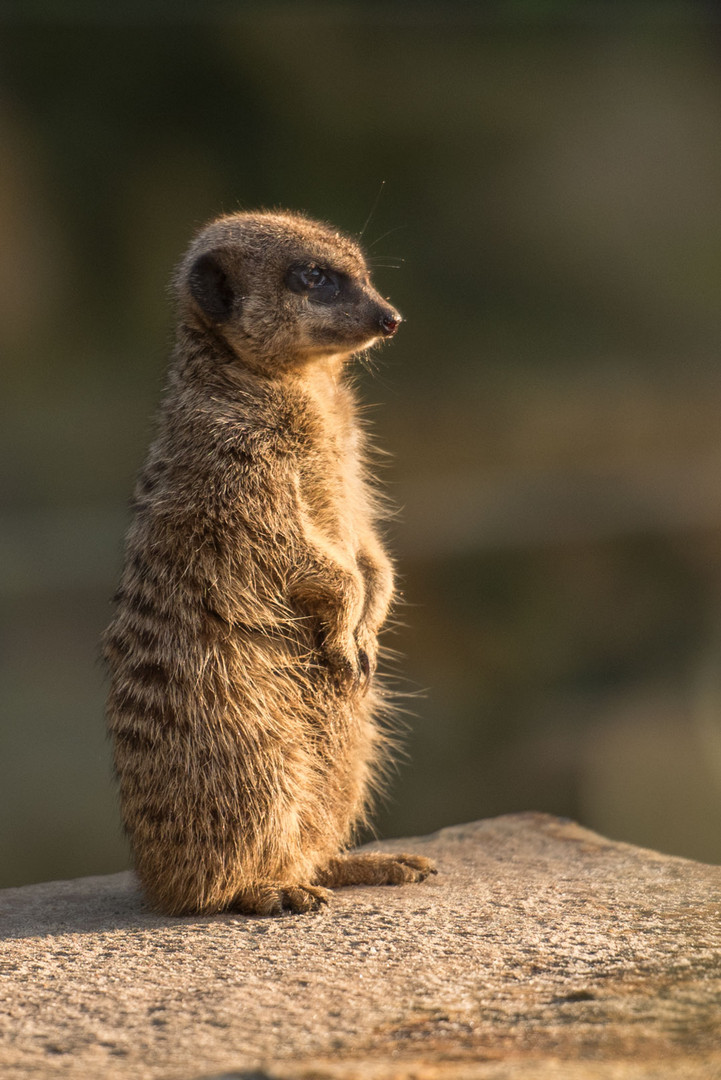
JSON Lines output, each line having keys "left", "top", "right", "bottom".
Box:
{"left": 104, "top": 210, "right": 436, "bottom": 916}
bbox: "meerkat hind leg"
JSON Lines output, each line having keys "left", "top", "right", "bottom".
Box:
{"left": 231, "top": 881, "right": 331, "bottom": 916}
{"left": 315, "top": 852, "right": 437, "bottom": 889}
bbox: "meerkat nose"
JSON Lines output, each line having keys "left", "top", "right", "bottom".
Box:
{"left": 379, "top": 310, "right": 402, "bottom": 337}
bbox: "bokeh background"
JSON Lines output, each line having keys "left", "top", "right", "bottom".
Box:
{"left": 3, "top": 1, "right": 721, "bottom": 889}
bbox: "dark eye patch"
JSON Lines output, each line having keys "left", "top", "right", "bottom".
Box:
{"left": 285, "top": 263, "right": 342, "bottom": 304}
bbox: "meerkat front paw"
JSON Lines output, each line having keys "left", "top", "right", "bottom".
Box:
{"left": 232, "top": 882, "right": 331, "bottom": 916}
{"left": 323, "top": 635, "right": 369, "bottom": 692}
{"left": 354, "top": 625, "right": 378, "bottom": 688}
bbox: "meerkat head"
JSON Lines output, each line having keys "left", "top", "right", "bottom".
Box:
{"left": 174, "top": 211, "right": 402, "bottom": 375}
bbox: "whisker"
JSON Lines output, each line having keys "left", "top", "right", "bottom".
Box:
{"left": 368, "top": 224, "right": 408, "bottom": 249}
{"left": 359, "top": 180, "right": 386, "bottom": 240}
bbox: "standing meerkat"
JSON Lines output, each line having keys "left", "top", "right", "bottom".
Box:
{"left": 104, "top": 209, "right": 436, "bottom": 916}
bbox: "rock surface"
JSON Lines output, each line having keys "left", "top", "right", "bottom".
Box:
{"left": 1, "top": 813, "right": 720, "bottom": 1080}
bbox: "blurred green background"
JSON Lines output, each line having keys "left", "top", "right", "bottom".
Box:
{"left": 3, "top": 1, "right": 721, "bottom": 889}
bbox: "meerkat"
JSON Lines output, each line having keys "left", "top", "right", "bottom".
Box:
{"left": 103, "top": 209, "right": 436, "bottom": 916}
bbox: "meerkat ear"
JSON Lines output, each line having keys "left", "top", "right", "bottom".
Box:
{"left": 188, "top": 251, "right": 237, "bottom": 323}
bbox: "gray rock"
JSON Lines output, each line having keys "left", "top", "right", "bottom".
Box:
{"left": 1, "top": 813, "right": 720, "bottom": 1079}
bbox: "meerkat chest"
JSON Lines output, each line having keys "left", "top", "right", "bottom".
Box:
{"left": 294, "top": 375, "right": 368, "bottom": 548}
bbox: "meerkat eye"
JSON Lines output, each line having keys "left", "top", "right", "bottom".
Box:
{"left": 285, "top": 264, "right": 341, "bottom": 304}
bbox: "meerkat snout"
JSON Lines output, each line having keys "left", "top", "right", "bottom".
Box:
{"left": 352, "top": 289, "right": 401, "bottom": 341}
{"left": 377, "top": 308, "right": 401, "bottom": 337}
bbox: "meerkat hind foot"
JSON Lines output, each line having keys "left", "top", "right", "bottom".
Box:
{"left": 315, "top": 852, "right": 437, "bottom": 889}
{"left": 231, "top": 882, "right": 331, "bottom": 917}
